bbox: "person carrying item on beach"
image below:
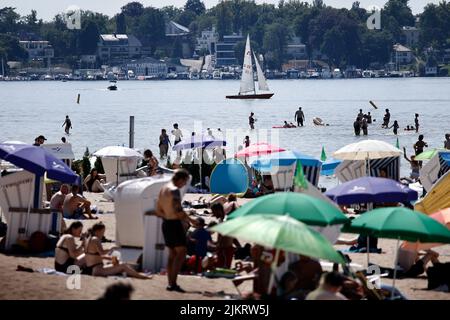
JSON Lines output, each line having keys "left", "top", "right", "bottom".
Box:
{"left": 50, "top": 184, "right": 70, "bottom": 233}
{"left": 189, "top": 217, "right": 214, "bottom": 273}
{"left": 63, "top": 185, "right": 97, "bottom": 219}
{"left": 249, "top": 112, "right": 256, "bottom": 130}
{"left": 361, "top": 117, "right": 368, "bottom": 136}
{"left": 84, "top": 222, "right": 152, "bottom": 279}
{"left": 295, "top": 107, "right": 305, "bottom": 127}
{"left": 389, "top": 120, "right": 399, "bottom": 135}
{"left": 172, "top": 123, "right": 183, "bottom": 145}
{"left": 382, "top": 109, "right": 391, "bottom": 128}
{"left": 353, "top": 117, "right": 361, "bottom": 136}
{"left": 156, "top": 169, "right": 198, "bottom": 292}
{"left": 413, "top": 134, "right": 428, "bottom": 156}
{"left": 414, "top": 113, "right": 420, "bottom": 133}
{"left": 62, "top": 115, "right": 72, "bottom": 135}
{"left": 403, "top": 147, "right": 420, "bottom": 181}
{"left": 244, "top": 136, "right": 250, "bottom": 148}
{"left": 159, "top": 129, "right": 170, "bottom": 159}
{"left": 305, "top": 271, "right": 348, "bottom": 300}
{"left": 54, "top": 221, "right": 86, "bottom": 273}
{"left": 143, "top": 149, "right": 159, "bottom": 176}
{"left": 84, "top": 169, "right": 105, "bottom": 193}
{"left": 445, "top": 133, "right": 450, "bottom": 150}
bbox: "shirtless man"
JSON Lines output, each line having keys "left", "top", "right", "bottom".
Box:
{"left": 156, "top": 169, "right": 198, "bottom": 292}
{"left": 63, "top": 185, "right": 97, "bottom": 219}
{"left": 50, "top": 184, "right": 69, "bottom": 233}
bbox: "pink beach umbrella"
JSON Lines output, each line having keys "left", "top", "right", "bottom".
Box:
{"left": 234, "top": 142, "right": 285, "bottom": 158}
{"left": 402, "top": 208, "right": 450, "bottom": 251}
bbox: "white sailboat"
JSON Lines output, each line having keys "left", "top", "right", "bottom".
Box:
{"left": 226, "top": 35, "right": 274, "bottom": 99}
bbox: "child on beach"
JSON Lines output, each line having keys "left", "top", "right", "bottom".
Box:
{"left": 189, "top": 217, "right": 214, "bottom": 273}
{"left": 389, "top": 120, "right": 399, "bottom": 135}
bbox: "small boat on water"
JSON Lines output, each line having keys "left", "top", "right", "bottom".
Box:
{"left": 226, "top": 35, "right": 274, "bottom": 100}
{"left": 107, "top": 80, "right": 117, "bottom": 90}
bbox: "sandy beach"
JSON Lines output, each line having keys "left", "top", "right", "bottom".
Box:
{"left": 0, "top": 192, "right": 449, "bottom": 300}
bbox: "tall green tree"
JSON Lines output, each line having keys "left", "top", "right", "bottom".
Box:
{"left": 184, "top": 0, "right": 206, "bottom": 16}
{"left": 116, "top": 12, "right": 126, "bottom": 33}
{"left": 121, "top": 2, "right": 144, "bottom": 17}
{"left": 79, "top": 20, "right": 100, "bottom": 54}
{"left": 0, "top": 7, "right": 20, "bottom": 33}
{"left": 0, "top": 34, "right": 28, "bottom": 61}
{"left": 215, "top": 2, "right": 233, "bottom": 39}
{"left": 263, "top": 22, "right": 290, "bottom": 69}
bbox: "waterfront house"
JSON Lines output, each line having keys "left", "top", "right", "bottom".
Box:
{"left": 97, "top": 34, "right": 142, "bottom": 65}
{"left": 215, "top": 34, "right": 243, "bottom": 67}
{"left": 124, "top": 57, "right": 168, "bottom": 78}
{"left": 195, "top": 27, "right": 218, "bottom": 55}
{"left": 393, "top": 44, "right": 414, "bottom": 64}
{"left": 401, "top": 26, "right": 420, "bottom": 48}
{"left": 285, "top": 37, "right": 307, "bottom": 60}
{"left": 19, "top": 40, "right": 54, "bottom": 63}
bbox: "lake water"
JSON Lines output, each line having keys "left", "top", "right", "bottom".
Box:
{"left": 1, "top": 78, "right": 449, "bottom": 181}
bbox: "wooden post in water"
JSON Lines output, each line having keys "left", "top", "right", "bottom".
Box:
{"left": 129, "top": 116, "right": 135, "bottom": 148}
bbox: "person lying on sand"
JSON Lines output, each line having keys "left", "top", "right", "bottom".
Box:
{"left": 84, "top": 222, "right": 152, "bottom": 279}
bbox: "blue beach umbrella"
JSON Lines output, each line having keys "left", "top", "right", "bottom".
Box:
{"left": 209, "top": 158, "right": 248, "bottom": 194}
{"left": 172, "top": 135, "right": 226, "bottom": 151}
{"left": 0, "top": 143, "right": 79, "bottom": 184}
{"left": 325, "top": 176, "right": 418, "bottom": 205}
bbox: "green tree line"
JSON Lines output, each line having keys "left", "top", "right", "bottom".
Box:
{"left": 1, "top": 0, "right": 450, "bottom": 69}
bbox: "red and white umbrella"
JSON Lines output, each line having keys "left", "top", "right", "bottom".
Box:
{"left": 234, "top": 142, "right": 285, "bottom": 158}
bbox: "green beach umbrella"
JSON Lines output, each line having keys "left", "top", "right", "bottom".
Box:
{"left": 228, "top": 192, "right": 349, "bottom": 226}
{"left": 321, "top": 146, "right": 327, "bottom": 162}
{"left": 211, "top": 214, "right": 345, "bottom": 264}
{"left": 342, "top": 206, "right": 450, "bottom": 298}
{"left": 293, "top": 160, "right": 308, "bottom": 190}
{"left": 342, "top": 207, "right": 450, "bottom": 243}
{"left": 414, "top": 148, "right": 445, "bottom": 161}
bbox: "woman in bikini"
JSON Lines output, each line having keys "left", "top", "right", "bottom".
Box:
{"left": 84, "top": 222, "right": 152, "bottom": 279}
{"left": 54, "top": 221, "right": 86, "bottom": 273}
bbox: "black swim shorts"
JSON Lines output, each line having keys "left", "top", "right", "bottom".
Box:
{"left": 162, "top": 219, "right": 187, "bottom": 248}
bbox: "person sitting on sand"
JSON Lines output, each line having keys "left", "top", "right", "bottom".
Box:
{"left": 211, "top": 203, "right": 237, "bottom": 269}
{"left": 143, "top": 149, "right": 159, "bottom": 176}
{"left": 54, "top": 221, "right": 86, "bottom": 273}
{"left": 306, "top": 271, "right": 348, "bottom": 300}
{"left": 50, "top": 184, "right": 69, "bottom": 233}
{"left": 189, "top": 217, "right": 214, "bottom": 273}
{"left": 288, "top": 255, "right": 323, "bottom": 299}
{"left": 223, "top": 193, "right": 239, "bottom": 215}
{"left": 260, "top": 176, "right": 275, "bottom": 195}
{"left": 63, "top": 185, "right": 97, "bottom": 219}
{"left": 397, "top": 248, "right": 440, "bottom": 278}
{"left": 84, "top": 169, "right": 105, "bottom": 193}
{"left": 84, "top": 222, "right": 152, "bottom": 279}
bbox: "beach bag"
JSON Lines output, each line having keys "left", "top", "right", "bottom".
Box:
{"left": 29, "top": 231, "right": 49, "bottom": 253}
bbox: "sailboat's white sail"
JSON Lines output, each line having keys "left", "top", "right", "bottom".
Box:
{"left": 254, "top": 52, "right": 269, "bottom": 92}
{"left": 239, "top": 35, "right": 255, "bottom": 95}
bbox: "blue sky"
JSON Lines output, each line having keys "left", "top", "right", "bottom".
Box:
{"left": 2, "top": 0, "right": 441, "bottom": 21}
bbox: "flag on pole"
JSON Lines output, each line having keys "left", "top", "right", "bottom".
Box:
{"left": 294, "top": 160, "right": 308, "bottom": 190}
{"left": 321, "top": 146, "right": 327, "bottom": 162}
{"left": 395, "top": 137, "right": 400, "bottom": 149}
